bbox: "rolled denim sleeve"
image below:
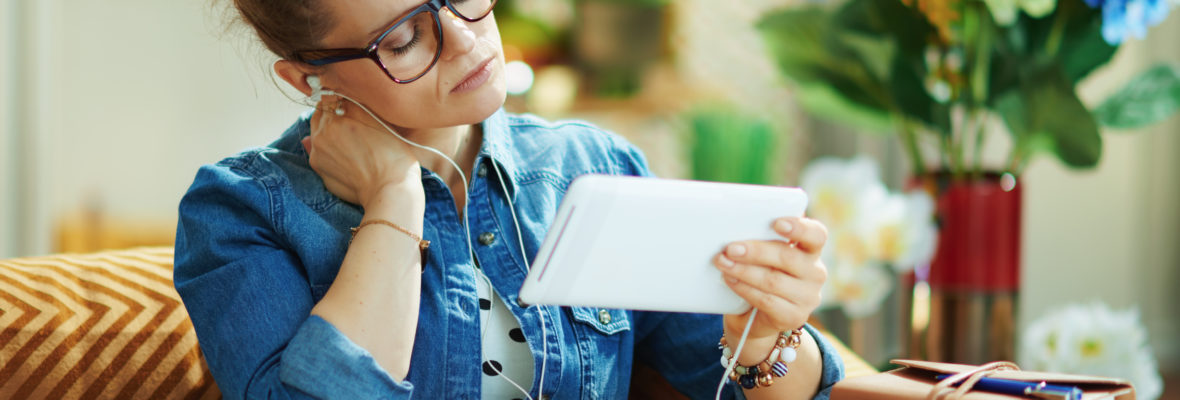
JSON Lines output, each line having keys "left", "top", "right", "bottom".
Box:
{"left": 281, "top": 316, "right": 413, "bottom": 398}
{"left": 804, "top": 323, "right": 845, "bottom": 400}
{"left": 175, "top": 160, "right": 412, "bottom": 399}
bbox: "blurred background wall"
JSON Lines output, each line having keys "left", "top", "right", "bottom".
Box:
{"left": 1, "top": 0, "right": 1177, "bottom": 389}
{"left": 1023, "top": 13, "right": 1180, "bottom": 375}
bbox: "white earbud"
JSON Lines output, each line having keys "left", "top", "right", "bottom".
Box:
{"left": 306, "top": 75, "right": 322, "bottom": 101}
{"left": 307, "top": 75, "right": 344, "bottom": 115}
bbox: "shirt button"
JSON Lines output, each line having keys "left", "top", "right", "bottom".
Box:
{"left": 598, "top": 309, "right": 612, "bottom": 325}
{"left": 477, "top": 164, "right": 488, "bottom": 178}
{"left": 478, "top": 232, "right": 496, "bottom": 246}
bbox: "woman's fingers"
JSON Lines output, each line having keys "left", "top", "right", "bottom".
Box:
{"left": 310, "top": 95, "right": 339, "bottom": 136}
{"left": 718, "top": 264, "right": 811, "bottom": 330}
{"left": 717, "top": 218, "right": 830, "bottom": 342}
{"left": 771, "top": 217, "right": 828, "bottom": 253}
{"left": 723, "top": 240, "right": 824, "bottom": 282}
{"left": 716, "top": 253, "right": 798, "bottom": 305}
{"left": 715, "top": 253, "right": 823, "bottom": 312}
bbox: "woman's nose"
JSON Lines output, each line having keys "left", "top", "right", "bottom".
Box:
{"left": 439, "top": 9, "right": 477, "bottom": 60}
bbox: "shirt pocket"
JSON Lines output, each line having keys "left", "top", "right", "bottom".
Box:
{"left": 568, "top": 307, "right": 632, "bottom": 397}
{"left": 569, "top": 307, "right": 631, "bottom": 335}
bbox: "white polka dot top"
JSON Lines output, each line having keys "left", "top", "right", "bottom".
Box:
{"left": 475, "top": 272, "right": 534, "bottom": 399}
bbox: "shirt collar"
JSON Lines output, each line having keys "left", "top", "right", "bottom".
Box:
{"left": 477, "top": 108, "right": 519, "bottom": 201}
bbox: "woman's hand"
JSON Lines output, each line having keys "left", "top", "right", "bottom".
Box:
{"left": 303, "top": 95, "right": 423, "bottom": 208}
{"left": 715, "top": 217, "right": 828, "bottom": 363}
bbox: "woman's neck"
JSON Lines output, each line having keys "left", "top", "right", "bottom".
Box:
{"left": 398, "top": 123, "right": 484, "bottom": 211}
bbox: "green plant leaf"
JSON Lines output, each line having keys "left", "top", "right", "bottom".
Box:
{"left": 996, "top": 68, "right": 1102, "bottom": 168}
{"left": 794, "top": 83, "right": 894, "bottom": 133}
{"left": 757, "top": 6, "right": 892, "bottom": 118}
{"left": 1093, "top": 65, "right": 1180, "bottom": 130}
{"left": 758, "top": 0, "right": 950, "bottom": 135}
{"left": 888, "top": 53, "right": 952, "bottom": 137}
{"left": 987, "top": 0, "right": 1115, "bottom": 105}
{"left": 837, "top": 31, "right": 896, "bottom": 81}
{"left": 1055, "top": 0, "right": 1117, "bottom": 83}
{"left": 836, "top": 0, "right": 932, "bottom": 58}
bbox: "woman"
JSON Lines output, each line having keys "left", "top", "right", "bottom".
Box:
{"left": 174, "top": 0, "right": 844, "bottom": 398}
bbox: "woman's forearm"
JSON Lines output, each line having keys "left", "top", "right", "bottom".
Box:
{"left": 311, "top": 185, "right": 426, "bottom": 382}
{"left": 740, "top": 328, "right": 824, "bottom": 400}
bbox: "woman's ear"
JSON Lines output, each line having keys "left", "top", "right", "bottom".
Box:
{"left": 274, "top": 60, "right": 315, "bottom": 97}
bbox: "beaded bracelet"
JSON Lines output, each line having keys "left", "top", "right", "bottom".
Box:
{"left": 718, "top": 328, "right": 802, "bottom": 389}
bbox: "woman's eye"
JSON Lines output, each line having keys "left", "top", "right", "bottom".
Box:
{"left": 384, "top": 24, "right": 421, "bottom": 55}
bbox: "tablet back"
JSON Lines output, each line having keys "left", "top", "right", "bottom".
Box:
{"left": 518, "top": 175, "right": 808, "bottom": 315}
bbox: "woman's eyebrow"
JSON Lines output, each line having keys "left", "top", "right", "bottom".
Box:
{"left": 366, "top": 2, "right": 419, "bottom": 38}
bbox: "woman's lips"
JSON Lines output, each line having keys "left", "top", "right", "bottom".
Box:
{"left": 451, "top": 57, "right": 494, "bottom": 94}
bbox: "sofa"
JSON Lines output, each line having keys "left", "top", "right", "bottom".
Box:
{"left": 0, "top": 247, "right": 875, "bottom": 399}
{"left": 0, "top": 247, "right": 217, "bottom": 399}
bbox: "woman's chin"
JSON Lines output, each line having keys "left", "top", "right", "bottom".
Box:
{"left": 463, "top": 80, "right": 508, "bottom": 123}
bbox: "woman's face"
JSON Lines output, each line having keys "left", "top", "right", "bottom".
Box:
{"left": 316, "top": 0, "right": 507, "bottom": 130}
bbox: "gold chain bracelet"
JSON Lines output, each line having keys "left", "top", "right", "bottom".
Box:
{"left": 350, "top": 219, "right": 430, "bottom": 266}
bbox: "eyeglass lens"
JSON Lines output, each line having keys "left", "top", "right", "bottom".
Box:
{"left": 378, "top": 0, "right": 497, "bottom": 81}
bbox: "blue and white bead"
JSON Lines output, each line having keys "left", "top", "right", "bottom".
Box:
{"left": 770, "top": 361, "right": 789, "bottom": 377}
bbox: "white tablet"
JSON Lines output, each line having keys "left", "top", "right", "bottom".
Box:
{"left": 518, "top": 175, "right": 809, "bottom": 315}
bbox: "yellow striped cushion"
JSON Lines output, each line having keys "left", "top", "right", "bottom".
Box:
{"left": 0, "top": 247, "right": 220, "bottom": 399}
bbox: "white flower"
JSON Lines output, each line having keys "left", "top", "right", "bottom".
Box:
{"left": 985, "top": 0, "right": 1021, "bottom": 25}
{"left": 1020, "top": 303, "right": 1163, "bottom": 400}
{"left": 1020, "top": 0, "right": 1057, "bottom": 18}
{"left": 985, "top": 0, "right": 1057, "bottom": 26}
{"left": 823, "top": 226, "right": 874, "bottom": 268}
{"left": 818, "top": 231, "right": 874, "bottom": 310}
{"left": 817, "top": 231, "right": 853, "bottom": 309}
{"left": 802, "top": 156, "right": 927, "bottom": 318}
{"left": 820, "top": 232, "right": 892, "bottom": 318}
{"left": 824, "top": 259, "right": 893, "bottom": 318}
{"left": 859, "top": 191, "right": 938, "bottom": 273}
{"left": 800, "top": 156, "right": 887, "bottom": 230}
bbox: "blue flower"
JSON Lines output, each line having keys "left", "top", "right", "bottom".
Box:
{"left": 1083, "top": 0, "right": 1173, "bottom": 44}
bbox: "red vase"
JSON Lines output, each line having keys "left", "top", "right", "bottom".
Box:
{"left": 910, "top": 173, "right": 1020, "bottom": 364}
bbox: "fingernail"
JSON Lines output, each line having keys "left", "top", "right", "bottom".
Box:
{"left": 719, "top": 255, "right": 735, "bottom": 269}
{"left": 727, "top": 243, "right": 746, "bottom": 257}
{"left": 775, "top": 219, "right": 793, "bottom": 233}
{"left": 726, "top": 276, "right": 739, "bottom": 284}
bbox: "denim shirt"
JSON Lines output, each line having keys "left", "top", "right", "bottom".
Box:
{"left": 174, "top": 109, "right": 844, "bottom": 400}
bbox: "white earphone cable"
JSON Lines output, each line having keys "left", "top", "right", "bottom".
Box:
{"left": 317, "top": 89, "right": 542, "bottom": 400}
{"left": 490, "top": 160, "right": 547, "bottom": 399}
{"left": 317, "top": 86, "right": 748, "bottom": 400}
{"left": 716, "top": 309, "right": 758, "bottom": 400}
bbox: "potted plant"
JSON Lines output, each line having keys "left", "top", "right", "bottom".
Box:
{"left": 757, "top": 0, "right": 1180, "bottom": 364}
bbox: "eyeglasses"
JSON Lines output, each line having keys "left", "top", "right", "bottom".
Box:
{"left": 293, "top": 0, "right": 497, "bottom": 84}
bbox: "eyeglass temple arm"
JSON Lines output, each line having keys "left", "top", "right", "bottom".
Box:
{"left": 296, "top": 49, "right": 372, "bottom": 66}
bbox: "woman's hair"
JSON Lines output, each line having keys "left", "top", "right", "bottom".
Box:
{"left": 229, "top": 0, "right": 334, "bottom": 60}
